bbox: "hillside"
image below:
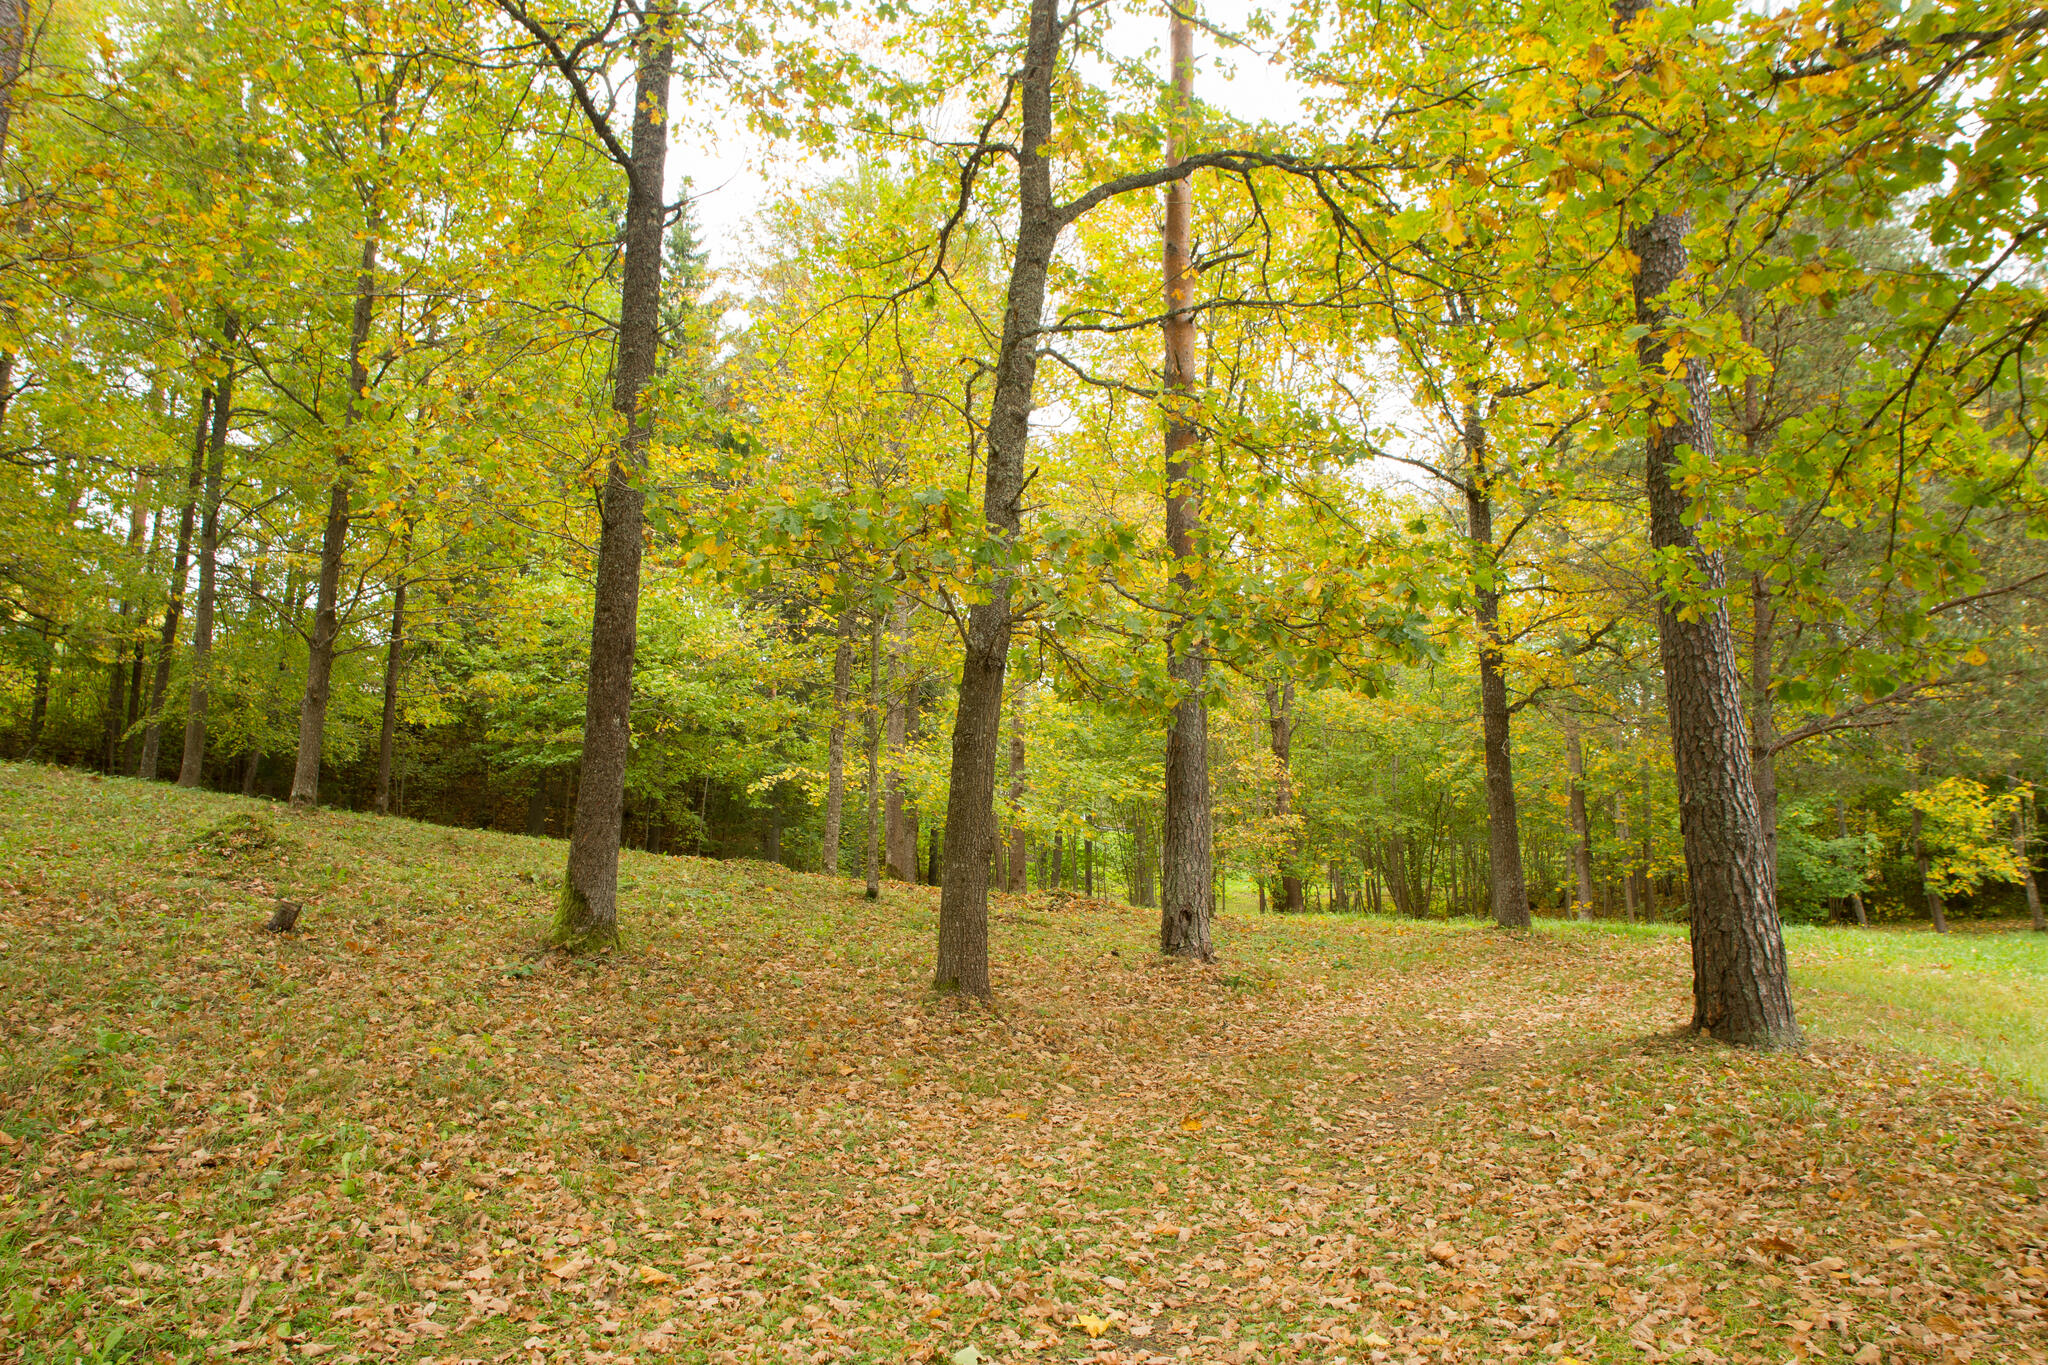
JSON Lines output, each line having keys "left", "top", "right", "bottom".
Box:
{"left": 0, "top": 765, "right": 2041, "bottom": 1364}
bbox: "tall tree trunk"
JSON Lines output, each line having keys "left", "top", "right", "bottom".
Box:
{"left": 372, "top": 571, "right": 407, "bottom": 813}
{"left": 1158, "top": 7, "right": 1213, "bottom": 961}
{"left": 178, "top": 350, "right": 234, "bottom": 787}
{"left": 1128, "top": 805, "right": 1157, "bottom": 908}
{"left": 862, "top": 605, "right": 884, "bottom": 901}
{"left": 1264, "top": 679, "right": 1305, "bottom": 913}
{"left": 1564, "top": 712, "right": 1595, "bottom": 921}
{"left": 103, "top": 475, "right": 150, "bottom": 771}
{"left": 1051, "top": 831, "right": 1064, "bottom": 891}
{"left": 526, "top": 778, "right": 548, "bottom": 836}
{"left": 1465, "top": 406, "right": 1531, "bottom": 928}
{"left": 554, "top": 25, "right": 672, "bottom": 951}
{"left": 934, "top": 0, "right": 1060, "bottom": 995}
{"left": 138, "top": 391, "right": 210, "bottom": 779}
{"left": 820, "top": 608, "right": 854, "bottom": 874}
{"left": 1006, "top": 709, "right": 1028, "bottom": 892}
{"left": 1617, "top": 792, "right": 1637, "bottom": 921}
{"left": 1910, "top": 805, "right": 1948, "bottom": 934}
{"left": 1836, "top": 800, "right": 1868, "bottom": 926}
{"left": 1627, "top": 184, "right": 1798, "bottom": 1046}
{"left": 290, "top": 231, "right": 379, "bottom": 809}
{"left": 2018, "top": 786, "right": 2044, "bottom": 932}
{"left": 1084, "top": 837, "right": 1093, "bottom": 897}
{"left": 884, "top": 601, "right": 917, "bottom": 880}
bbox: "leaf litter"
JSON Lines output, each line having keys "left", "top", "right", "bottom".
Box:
{"left": 0, "top": 766, "right": 2042, "bottom": 1365}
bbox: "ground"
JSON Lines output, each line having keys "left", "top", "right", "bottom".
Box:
{"left": 0, "top": 765, "right": 2042, "bottom": 1365}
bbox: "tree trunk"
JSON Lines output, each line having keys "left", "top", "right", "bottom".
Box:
{"left": 1617, "top": 792, "right": 1637, "bottom": 921}
{"left": 1006, "top": 708, "right": 1028, "bottom": 891}
{"left": 1084, "top": 838, "right": 1093, "bottom": 897}
{"left": 1628, "top": 197, "right": 1798, "bottom": 1046}
{"left": 820, "top": 608, "right": 854, "bottom": 874}
{"left": 102, "top": 476, "right": 151, "bottom": 772}
{"left": 1836, "top": 799, "right": 1868, "bottom": 926}
{"left": 934, "top": 0, "right": 1061, "bottom": 996}
{"left": 1158, "top": 7, "right": 1212, "bottom": 961}
{"left": 2017, "top": 787, "right": 2044, "bottom": 932}
{"left": 1465, "top": 409, "right": 1531, "bottom": 929}
{"left": 554, "top": 25, "right": 672, "bottom": 952}
{"left": 863, "top": 606, "right": 884, "bottom": 900}
{"left": 178, "top": 351, "right": 234, "bottom": 787}
{"left": 1128, "top": 805, "right": 1157, "bottom": 908}
{"left": 1911, "top": 805, "right": 1948, "bottom": 933}
{"left": 290, "top": 231, "right": 379, "bottom": 809}
{"left": 242, "top": 750, "right": 261, "bottom": 796}
{"left": 1265, "top": 679, "right": 1305, "bottom": 913}
{"left": 927, "top": 826, "right": 941, "bottom": 885}
{"left": 138, "top": 391, "right": 209, "bottom": 780}
{"left": 526, "top": 777, "right": 548, "bottom": 836}
{"left": 1564, "top": 712, "right": 1595, "bottom": 921}
{"left": 884, "top": 600, "right": 917, "bottom": 880}
{"left": 372, "top": 571, "right": 406, "bottom": 814}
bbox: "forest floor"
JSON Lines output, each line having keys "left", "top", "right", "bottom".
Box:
{"left": 0, "top": 764, "right": 2042, "bottom": 1365}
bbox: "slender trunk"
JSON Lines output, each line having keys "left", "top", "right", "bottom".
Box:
{"left": 1836, "top": 800, "right": 1868, "bottom": 926}
{"left": 927, "top": 826, "right": 941, "bottom": 885}
{"left": 290, "top": 229, "right": 379, "bottom": 809}
{"left": 1265, "top": 679, "right": 1305, "bottom": 913}
{"left": 1911, "top": 805, "right": 1948, "bottom": 933}
{"left": 934, "top": 0, "right": 1060, "bottom": 995}
{"left": 1617, "top": 792, "right": 1637, "bottom": 921}
{"left": 178, "top": 347, "right": 234, "bottom": 786}
{"left": 23, "top": 625, "right": 49, "bottom": 754}
{"left": 2017, "top": 787, "right": 2044, "bottom": 932}
{"left": 526, "top": 778, "right": 548, "bottom": 836}
{"left": 1084, "top": 838, "right": 1093, "bottom": 897}
{"left": 862, "top": 606, "right": 884, "bottom": 900}
{"left": 1128, "top": 805, "right": 1158, "bottom": 908}
{"left": 883, "top": 600, "right": 916, "bottom": 880}
{"left": 103, "top": 477, "right": 151, "bottom": 771}
{"left": 555, "top": 25, "right": 672, "bottom": 951}
{"left": 1465, "top": 408, "right": 1531, "bottom": 928}
{"left": 1051, "top": 831, "right": 1064, "bottom": 891}
{"left": 1006, "top": 709, "right": 1028, "bottom": 891}
{"left": 373, "top": 572, "right": 407, "bottom": 813}
{"left": 1627, "top": 185, "right": 1797, "bottom": 1046}
{"left": 1158, "top": 7, "right": 1212, "bottom": 961}
{"left": 138, "top": 391, "right": 210, "bottom": 779}
{"left": 1564, "top": 712, "right": 1594, "bottom": 921}
{"left": 821, "top": 608, "right": 855, "bottom": 874}
{"left": 241, "top": 749, "right": 261, "bottom": 796}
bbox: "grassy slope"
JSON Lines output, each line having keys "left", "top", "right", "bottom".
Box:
{"left": 0, "top": 764, "right": 2042, "bottom": 1365}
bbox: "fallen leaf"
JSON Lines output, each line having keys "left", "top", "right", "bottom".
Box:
{"left": 1076, "top": 1313, "right": 1112, "bottom": 1339}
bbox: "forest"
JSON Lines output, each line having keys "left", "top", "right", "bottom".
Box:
{"left": 1, "top": 0, "right": 2046, "bottom": 1358}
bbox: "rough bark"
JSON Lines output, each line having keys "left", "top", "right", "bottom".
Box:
{"left": 1564, "top": 712, "right": 1595, "bottom": 921}
{"left": 553, "top": 25, "right": 671, "bottom": 952}
{"left": 820, "top": 609, "right": 854, "bottom": 874}
{"left": 1464, "top": 408, "right": 1531, "bottom": 928}
{"left": 1911, "top": 804, "right": 1948, "bottom": 934}
{"left": 1158, "top": 7, "right": 1213, "bottom": 961}
{"left": 178, "top": 354, "right": 234, "bottom": 787}
{"left": 289, "top": 230, "right": 378, "bottom": 808}
{"left": 1264, "top": 679, "right": 1304, "bottom": 913}
{"left": 137, "top": 391, "right": 209, "bottom": 780}
{"left": 933, "top": 0, "right": 1061, "bottom": 995}
{"left": 372, "top": 571, "right": 407, "bottom": 814}
{"left": 1629, "top": 201, "right": 1798, "bottom": 1047}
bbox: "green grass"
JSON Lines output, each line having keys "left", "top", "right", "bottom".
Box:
{"left": 1786, "top": 920, "right": 2048, "bottom": 1094}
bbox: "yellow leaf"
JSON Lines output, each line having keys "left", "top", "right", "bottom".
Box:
{"left": 636, "top": 1265, "right": 676, "bottom": 1286}
{"left": 1181, "top": 1116, "right": 1202, "bottom": 1132}
{"left": 1075, "top": 1314, "right": 1111, "bottom": 1339}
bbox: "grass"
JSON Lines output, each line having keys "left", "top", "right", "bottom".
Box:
{"left": 0, "top": 762, "right": 2043, "bottom": 1365}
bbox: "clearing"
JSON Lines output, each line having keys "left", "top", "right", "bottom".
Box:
{"left": 0, "top": 765, "right": 2042, "bottom": 1365}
